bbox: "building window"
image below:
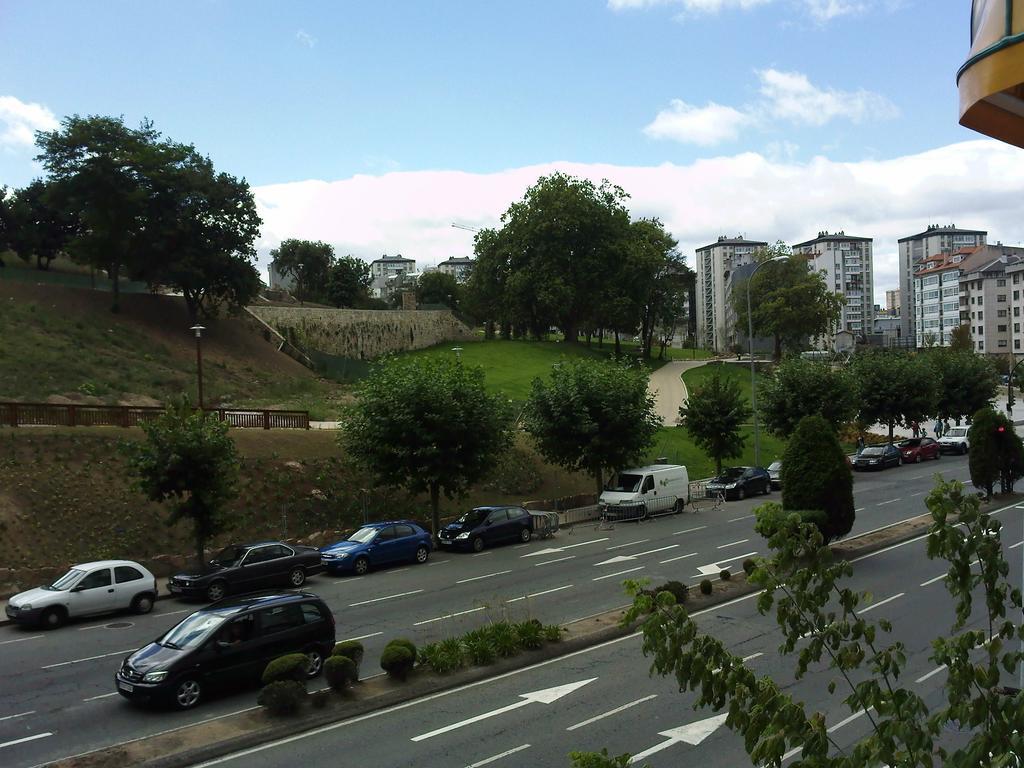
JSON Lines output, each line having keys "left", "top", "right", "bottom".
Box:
{"left": 978, "top": 296, "right": 984, "bottom": 305}
{"left": 1017, "top": 340, "right": 1021, "bottom": 350}
{"left": 999, "top": 310, "right": 1008, "bottom": 317}
{"left": 998, "top": 325, "right": 1008, "bottom": 332}
{"left": 1015, "top": 323, "right": 1021, "bottom": 333}
{"left": 998, "top": 295, "right": 1007, "bottom": 303}
{"left": 978, "top": 341, "right": 985, "bottom": 350}
{"left": 1015, "top": 274, "right": 1021, "bottom": 284}
{"left": 997, "top": 279, "right": 1007, "bottom": 287}
{"left": 978, "top": 311, "right": 984, "bottom": 320}
{"left": 1017, "top": 307, "right": 1022, "bottom": 317}
{"left": 1016, "top": 291, "right": 1021, "bottom": 301}
{"left": 999, "top": 340, "right": 1008, "bottom": 348}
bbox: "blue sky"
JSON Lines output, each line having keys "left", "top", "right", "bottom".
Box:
{"left": 2, "top": 1, "right": 1022, "bottom": 294}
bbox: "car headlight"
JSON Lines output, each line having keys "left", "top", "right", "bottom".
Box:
{"left": 143, "top": 671, "right": 168, "bottom": 683}
{"left": 20, "top": 603, "right": 31, "bottom": 611}
{"left": 335, "top": 552, "right": 349, "bottom": 559}
{"left": 456, "top": 532, "right": 471, "bottom": 540}
{"left": 726, "top": 483, "right": 737, "bottom": 489}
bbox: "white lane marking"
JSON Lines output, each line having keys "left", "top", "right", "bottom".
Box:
{"left": 466, "top": 744, "right": 532, "bottom": 767}
{"left": 606, "top": 539, "right": 650, "bottom": 551}
{"left": 471, "top": 551, "right": 493, "bottom": 558}
{"left": 506, "top": 584, "right": 574, "bottom": 603}
{"left": 77, "top": 624, "right": 114, "bottom": 632}
{"left": 385, "top": 568, "right": 410, "bottom": 575}
{"left": 561, "top": 538, "right": 610, "bottom": 549}
{"left": 673, "top": 525, "right": 707, "bottom": 536}
{"left": 1010, "top": 540, "right": 1024, "bottom": 550}
{"left": 426, "top": 560, "right": 450, "bottom": 566}
{"left": 920, "top": 573, "right": 947, "bottom": 587}
{"left": 534, "top": 556, "right": 576, "bottom": 567}
{"left": 859, "top": 592, "right": 905, "bottom": 614}
{"left": 42, "top": 648, "right": 136, "bottom": 669}
{"left": 592, "top": 566, "right": 645, "bottom": 581}
{"left": 855, "top": 507, "right": 865, "bottom": 512}
{"left": 342, "top": 631, "right": 383, "bottom": 642}
{"left": 910, "top": 491, "right": 925, "bottom": 497}
{"left": 566, "top": 695, "right": 658, "bottom": 731}
{"left": 456, "top": 570, "right": 512, "bottom": 585}
{"left": 512, "top": 544, "right": 532, "bottom": 550}
{"left": 877, "top": 498, "right": 901, "bottom": 506}
{"left": 0, "top": 710, "right": 35, "bottom": 722}
{"left": 0, "top": 733, "right": 52, "bottom": 749}
{"left": 742, "top": 652, "right": 764, "bottom": 662}
{"left": 0, "top": 634, "right": 43, "bottom": 645}
{"left": 660, "top": 552, "right": 699, "bottom": 564}
{"left": 83, "top": 692, "right": 119, "bottom": 702}
{"left": 631, "top": 545, "right": 678, "bottom": 558}
{"left": 827, "top": 708, "right": 870, "bottom": 733}
{"left": 728, "top": 515, "right": 755, "bottom": 523}
{"left": 716, "top": 539, "right": 749, "bottom": 549}
{"left": 916, "top": 664, "right": 947, "bottom": 684}
{"left": 521, "top": 539, "right": 609, "bottom": 559}
{"left": 158, "top": 608, "right": 194, "bottom": 616}
{"left": 348, "top": 590, "right": 424, "bottom": 607}
{"left": 414, "top": 607, "right": 486, "bottom": 626}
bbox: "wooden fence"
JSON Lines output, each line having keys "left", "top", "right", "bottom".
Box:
{"left": 0, "top": 402, "right": 310, "bottom": 430}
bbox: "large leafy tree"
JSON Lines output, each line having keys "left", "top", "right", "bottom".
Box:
{"left": 759, "top": 356, "right": 858, "bottom": 437}
{"left": 5, "top": 180, "right": 79, "bottom": 271}
{"left": 416, "top": 270, "right": 460, "bottom": 308}
{"left": 325, "top": 255, "right": 371, "bottom": 308}
{"left": 340, "top": 357, "right": 513, "bottom": 535}
{"left": 464, "top": 227, "right": 511, "bottom": 339}
{"left": 780, "top": 414, "right": 855, "bottom": 540}
{"left": 850, "top": 349, "right": 937, "bottom": 442}
{"left": 269, "top": 239, "right": 335, "bottom": 303}
{"left": 524, "top": 359, "right": 660, "bottom": 496}
{"left": 732, "top": 243, "right": 844, "bottom": 360}
{"left": 968, "top": 406, "right": 1024, "bottom": 497}
{"left": 949, "top": 323, "right": 972, "bottom": 352}
{"left": 679, "top": 367, "right": 751, "bottom": 475}
{"left": 927, "top": 349, "right": 998, "bottom": 425}
{"left": 125, "top": 398, "right": 240, "bottom": 569}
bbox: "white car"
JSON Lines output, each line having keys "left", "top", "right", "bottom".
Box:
{"left": 938, "top": 426, "right": 970, "bottom": 455}
{"left": 5, "top": 560, "right": 159, "bottom": 629}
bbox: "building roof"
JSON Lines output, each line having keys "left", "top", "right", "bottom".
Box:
{"left": 897, "top": 224, "right": 987, "bottom": 243}
{"left": 696, "top": 236, "right": 768, "bottom": 252}
{"left": 792, "top": 231, "right": 871, "bottom": 247}
{"left": 371, "top": 254, "right": 415, "bottom": 264}
{"left": 438, "top": 256, "right": 474, "bottom": 266}
{"left": 957, "top": 244, "right": 1024, "bottom": 276}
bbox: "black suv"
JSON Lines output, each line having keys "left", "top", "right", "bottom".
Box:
{"left": 115, "top": 591, "right": 335, "bottom": 709}
{"left": 168, "top": 541, "right": 324, "bottom": 602}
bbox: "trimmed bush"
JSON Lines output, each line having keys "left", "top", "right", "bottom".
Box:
{"left": 742, "top": 558, "right": 756, "bottom": 575}
{"left": 332, "top": 640, "right": 365, "bottom": 673}
{"left": 780, "top": 414, "right": 854, "bottom": 541}
{"left": 515, "top": 619, "right": 544, "bottom": 650}
{"left": 487, "top": 622, "right": 520, "bottom": 658}
{"left": 310, "top": 689, "right": 331, "bottom": 709}
{"left": 463, "top": 629, "right": 497, "bottom": 666}
{"left": 324, "top": 654, "right": 358, "bottom": 691}
{"left": 543, "top": 624, "right": 563, "bottom": 643}
{"left": 719, "top": 569, "right": 731, "bottom": 581}
{"left": 261, "top": 653, "right": 309, "bottom": 686}
{"left": 385, "top": 638, "right": 417, "bottom": 665}
{"left": 380, "top": 644, "right": 415, "bottom": 681}
{"left": 257, "top": 680, "right": 306, "bottom": 716}
{"left": 699, "top": 579, "right": 713, "bottom": 595}
{"left": 656, "top": 580, "right": 688, "bottom": 605}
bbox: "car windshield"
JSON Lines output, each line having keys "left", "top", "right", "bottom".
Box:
{"left": 348, "top": 527, "right": 378, "bottom": 544}
{"left": 946, "top": 428, "right": 967, "bottom": 437}
{"left": 210, "top": 546, "right": 246, "bottom": 567}
{"left": 861, "top": 447, "right": 884, "bottom": 456}
{"left": 44, "top": 568, "right": 85, "bottom": 591}
{"left": 717, "top": 468, "right": 745, "bottom": 480}
{"left": 159, "top": 610, "right": 235, "bottom": 650}
{"left": 457, "top": 509, "right": 488, "bottom": 527}
{"left": 768, "top": 461, "right": 782, "bottom": 471}
{"left": 605, "top": 473, "right": 643, "bottom": 492}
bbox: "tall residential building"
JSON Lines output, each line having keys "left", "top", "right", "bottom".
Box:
{"left": 370, "top": 254, "right": 416, "bottom": 299}
{"left": 792, "top": 231, "right": 874, "bottom": 342}
{"left": 911, "top": 248, "right": 977, "bottom": 348}
{"left": 885, "top": 289, "right": 900, "bottom": 315}
{"left": 436, "top": 256, "right": 475, "bottom": 283}
{"left": 694, "top": 236, "right": 767, "bottom": 353}
{"left": 959, "top": 244, "right": 1024, "bottom": 355}
{"left": 898, "top": 224, "right": 987, "bottom": 339}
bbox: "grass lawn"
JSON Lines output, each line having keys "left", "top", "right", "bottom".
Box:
{"left": 644, "top": 425, "right": 786, "bottom": 480}
{"left": 680, "top": 359, "right": 771, "bottom": 404}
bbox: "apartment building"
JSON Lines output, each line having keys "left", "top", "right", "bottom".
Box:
{"left": 370, "top": 254, "right": 417, "bottom": 299}
{"left": 436, "top": 256, "right": 475, "bottom": 283}
{"left": 694, "top": 236, "right": 767, "bottom": 353}
{"left": 912, "top": 248, "right": 977, "bottom": 347}
{"left": 792, "top": 231, "right": 874, "bottom": 342}
{"left": 958, "top": 245, "right": 1024, "bottom": 355}
{"left": 885, "top": 289, "right": 900, "bottom": 315}
{"left": 898, "top": 224, "right": 987, "bottom": 339}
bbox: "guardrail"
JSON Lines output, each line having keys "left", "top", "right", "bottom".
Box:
{"left": 0, "top": 402, "right": 310, "bottom": 430}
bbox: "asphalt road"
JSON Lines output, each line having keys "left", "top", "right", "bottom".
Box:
{"left": 0, "top": 454, "right": 981, "bottom": 767}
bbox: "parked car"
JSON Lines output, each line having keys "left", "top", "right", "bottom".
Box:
{"left": 167, "top": 542, "right": 323, "bottom": 602}
{"left": 897, "top": 437, "right": 940, "bottom": 463}
{"left": 705, "top": 466, "right": 771, "bottom": 501}
{"left": 320, "top": 521, "right": 432, "bottom": 576}
{"left": 938, "top": 426, "right": 970, "bottom": 455}
{"left": 115, "top": 591, "right": 335, "bottom": 709}
{"left": 853, "top": 444, "right": 901, "bottom": 470}
{"left": 599, "top": 463, "right": 689, "bottom": 517}
{"left": 767, "top": 461, "right": 782, "bottom": 490}
{"left": 5, "top": 560, "right": 158, "bottom": 629}
{"left": 438, "top": 506, "right": 533, "bottom": 552}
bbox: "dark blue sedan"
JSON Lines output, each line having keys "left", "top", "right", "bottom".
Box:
{"left": 320, "top": 521, "right": 433, "bottom": 576}
{"left": 437, "top": 506, "right": 533, "bottom": 552}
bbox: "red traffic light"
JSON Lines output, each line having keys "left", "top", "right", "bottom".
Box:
{"left": 998, "top": 425, "right": 1007, "bottom": 433}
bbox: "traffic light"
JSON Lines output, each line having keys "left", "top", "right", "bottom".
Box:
{"left": 998, "top": 425, "right": 1006, "bottom": 433}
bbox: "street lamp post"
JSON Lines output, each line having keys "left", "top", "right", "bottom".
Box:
{"left": 190, "top": 325, "right": 205, "bottom": 409}
{"left": 451, "top": 347, "right": 463, "bottom": 364}
{"left": 746, "top": 256, "right": 788, "bottom": 467}
{"left": 296, "top": 263, "right": 304, "bottom": 306}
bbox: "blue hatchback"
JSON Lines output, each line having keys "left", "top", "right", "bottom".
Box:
{"left": 320, "top": 521, "right": 433, "bottom": 576}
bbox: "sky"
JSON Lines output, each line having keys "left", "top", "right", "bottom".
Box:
{"left": 2, "top": 0, "right": 1023, "bottom": 296}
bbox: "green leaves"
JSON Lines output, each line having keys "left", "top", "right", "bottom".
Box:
{"left": 850, "top": 349, "right": 938, "bottom": 441}
{"left": 678, "top": 366, "right": 750, "bottom": 476}
{"left": 759, "top": 357, "right": 858, "bottom": 438}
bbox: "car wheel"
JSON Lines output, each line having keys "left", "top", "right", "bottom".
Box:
{"left": 288, "top": 567, "right": 306, "bottom": 588}
{"left": 205, "top": 581, "right": 227, "bottom": 603}
{"left": 472, "top": 536, "right": 485, "bottom": 553}
{"left": 40, "top": 607, "right": 66, "bottom": 630}
{"left": 304, "top": 649, "right": 324, "bottom": 678}
{"left": 737, "top": 487, "right": 745, "bottom": 501}
{"left": 173, "top": 678, "right": 202, "bottom": 710}
{"left": 131, "top": 593, "right": 154, "bottom": 615}
{"left": 414, "top": 545, "right": 429, "bottom": 564}
{"left": 915, "top": 454, "right": 922, "bottom": 463}
{"left": 353, "top": 556, "right": 370, "bottom": 576}
{"left": 519, "top": 527, "right": 532, "bottom": 543}
{"left": 673, "top": 498, "right": 685, "bottom": 513}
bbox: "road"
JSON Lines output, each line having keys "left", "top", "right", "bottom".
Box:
{"left": 0, "top": 454, "right": 981, "bottom": 767}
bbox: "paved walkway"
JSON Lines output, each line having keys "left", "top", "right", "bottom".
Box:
{"left": 647, "top": 360, "right": 709, "bottom": 425}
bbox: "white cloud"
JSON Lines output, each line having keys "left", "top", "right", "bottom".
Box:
{"left": 608, "top": 0, "right": 770, "bottom": 10}
{"left": 0, "top": 95, "right": 58, "bottom": 148}
{"left": 608, "top": 0, "right": 875, "bottom": 22}
{"left": 802, "top": 0, "right": 864, "bottom": 21}
{"left": 252, "top": 140, "right": 1024, "bottom": 297}
{"left": 643, "top": 100, "right": 750, "bottom": 146}
{"left": 756, "top": 68, "right": 898, "bottom": 125}
{"left": 295, "top": 29, "right": 316, "bottom": 48}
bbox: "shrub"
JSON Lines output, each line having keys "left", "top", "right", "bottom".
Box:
{"left": 420, "top": 637, "right": 465, "bottom": 674}
{"left": 463, "top": 629, "right": 497, "bottom": 666}
{"left": 719, "top": 569, "right": 731, "bottom": 581}
{"left": 310, "top": 689, "right": 331, "bottom": 709}
{"left": 380, "top": 644, "right": 415, "bottom": 681}
{"left": 261, "top": 653, "right": 309, "bottom": 686}
{"left": 384, "top": 638, "right": 417, "bottom": 665}
{"left": 780, "top": 414, "right": 854, "bottom": 541}
{"left": 742, "top": 558, "right": 757, "bottom": 575}
{"left": 418, "top": 642, "right": 443, "bottom": 671}
{"left": 323, "top": 654, "right": 358, "bottom": 691}
{"left": 655, "top": 580, "right": 688, "bottom": 604}
{"left": 332, "top": 640, "right": 365, "bottom": 673}
{"left": 543, "top": 624, "right": 563, "bottom": 642}
{"left": 257, "top": 680, "right": 306, "bottom": 716}
{"left": 487, "top": 622, "right": 520, "bottom": 658}
{"left": 515, "top": 619, "right": 544, "bottom": 650}
{"left": 699, "top": 579, "right": 713, "bottom": 595}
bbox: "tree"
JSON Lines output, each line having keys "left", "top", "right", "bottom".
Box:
{"left": 524, "top": 359, "right": 660, "bottom": 496}
{"left": 340, "top": 357, "right": 513, "bottom": 536}
{"left": 325, "top": 255, "right": 371, "bottom": 308}
{"left": 732, "top": 242, "right": 844, "bottom": 360}
{"left": 416, "top": 270, "right": 460, "bottom": 309}
{"left": 927, "top": 349, "right": 998, "bottom": 425}
{"left": 0, "top": 186, "right": 11, "bottom": 256}
{"left": 464, "top": 227, "right": 511, "bottom": 339}
{"left": 780, "top": 414, "right": 854, "bottom": 540}
{"left": 575, "top": 478, "right": 1024, "bottom": 767}
{"left": 679, "top": 367, "right": 750, "bottom": 476}
{"left": 269, "top": 239, "right": 335, "bottom": 303}
{"left": 759, "top": 356, "right": 858, "bottom": 437}
{"left": 5, "top": 180, "right": 79, "bottom": 270}
{"left": 968, "top": 406, "right": 1024, "bottom": 498}
{"left": 850, "top": 349, "right": 937, "bottom": 442}
{"left": 949, "top": 323, "right": 972, "bottom": 352}
{"left": 125, "top": 398, "right": 240, "bottom": 569}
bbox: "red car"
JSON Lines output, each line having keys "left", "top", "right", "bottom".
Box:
{"left": 897, "top": 437, "right": 940, "bottom": 463}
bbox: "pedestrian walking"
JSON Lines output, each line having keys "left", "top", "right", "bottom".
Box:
{"left": 934, "top": 419, "right": 943, "bottom": 438}
{"left": 856, "top": 435, "right": 865, "bottom": 455}
{"left": 911, "top": 421, "right": 920, "bottom": 438}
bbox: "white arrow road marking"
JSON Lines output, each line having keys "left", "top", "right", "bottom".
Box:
{"left": 694, "top": 551, "right": 758, "bottom": 577}
{"left": 596, "top": 544, "right": 678, "bottom": 566}
{"left": 628, "top": 713, "right": 729, "bottom": 762}
{"left": 520, "top": 538, "right": 609, "bottom": 558}
{"left": 410, "top": 678, "right": 597, "bottom": 741}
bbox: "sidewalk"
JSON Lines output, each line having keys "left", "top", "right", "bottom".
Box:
{"left": 647, "top": 361, "right": 708, "bottom": 426}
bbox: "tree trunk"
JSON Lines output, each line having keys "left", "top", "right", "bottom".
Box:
{"left": 563, "top": 322, "right": 578, "bottom": 344}
{"left": 429, "top": 481, "right": 440, "bottom": 539}
{"left": 614, "top": 331, "right": 621, "bottom": 359}
{"left": 773, "top": 333, "right": 782, "bottom": 362}
{"left": 888, "top": 420, "right": 894, "bottom": 443}
{"left": 484, "top": 320, "right": 495, "bottom": 340}
{"left": 585, "top": 331, "right": 592, "bottom": 347}
{"left": 598, "top": 328, "right": 604, "bottom": 347}
{"left": 593, "top": 467, "right": 604, "bottom": 498}
{"left": 715, "top": 456, "right": 723, "bottom": 476}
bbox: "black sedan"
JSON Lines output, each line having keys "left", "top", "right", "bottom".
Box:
{"left": 705, "top": 466, "right": 771, "bottom": 501}
{"left": 438, "top": 506, "right": 533, "bottom": 552}
{"left": 853, "top": 444, "right": 901, "bottom": 471}
{"left": 168, "top": 542, "right": 323, "bottom": 602}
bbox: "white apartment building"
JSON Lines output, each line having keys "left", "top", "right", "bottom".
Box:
{"left": 694, "top": 236, "right": 767, "bottom": 353}
{"left": 1006, "top": 261, "right": 1024, "bottom": 355}
{"left": 912, "top": 249, "right": 975, "bottom": 347}
{"left": 792, "top": 231, "right": 874, "bottom": 342}
{"left": 898, "top": 224, "right": 987, "bottom": 339}
{"left": 370, "top": 254, "right": 416, "bottom": 299}
{"left": 960, "top": 245, "right": 1024, "bottom": 355}
{"left": 436, "top": 256, "right": 475, "bottom": 283}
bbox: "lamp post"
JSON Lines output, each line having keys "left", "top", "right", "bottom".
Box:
{"left": 296, "top": 263, "right": 304, "bottom": 306}
{"left": 746, "top": 256, "right": 788, "bottom": 467}
{"left": 451, "top": 347, "right": 463, "bottom": 364}
{"left": 190, "top": 324, "right": 205, "bottom": 409}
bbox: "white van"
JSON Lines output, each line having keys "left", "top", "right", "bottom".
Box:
{"left": 599, "top": 464, "right": 689, "bottom": 520}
